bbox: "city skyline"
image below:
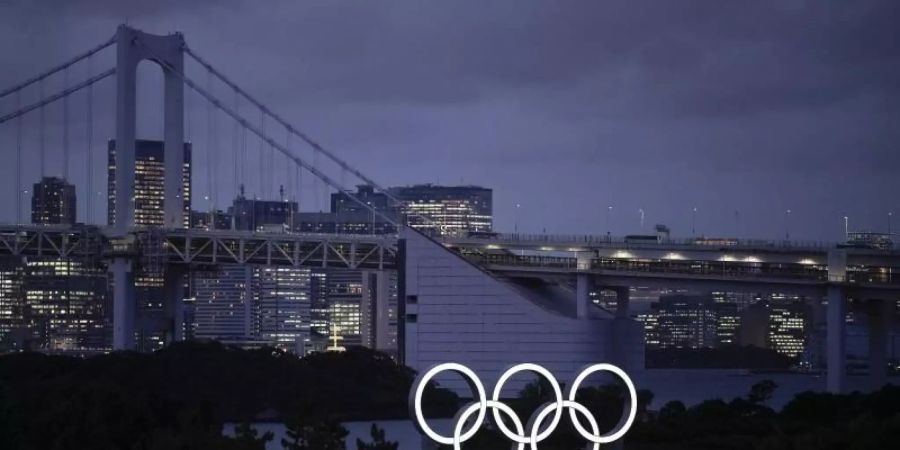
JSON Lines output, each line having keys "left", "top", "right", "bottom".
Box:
{"left": 0, "top": 1, "right": 898, "bottom": 241}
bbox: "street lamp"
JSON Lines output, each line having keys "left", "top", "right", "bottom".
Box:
{"left": 606, "top": 205, "right": 613, "bottom": 236}
{"left": 514, "top": 203, "right": 521, "bottom": 234}
{"left": 691, "top": 207, "right": 698, "bottom": 236}
{"left": 785, "top": 209, "right": 792, "bottom": 241}
{"left": 843, "top": 216, "right": 849, "bottom": 241}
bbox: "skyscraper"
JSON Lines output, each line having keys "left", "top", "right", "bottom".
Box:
{"left": 107, "top": 139, "right": 192, "bottom": 228}
{"left": 192, "top": 264, "right": 313, "bottom": 354}
{"left": 22, "top": 258, "right": 108, "bottom": 352}
{"left": 0, "top": 257, "right": 24, "bottom": 351}
{"left": 229, "top": 195, "right": 297, "bottom": 232}
{"left": 31, "top": 176, "right": 76, "bottom": 225}
{"left": 388, "top": 184, "right": 492, "bottom": 235}
{"left": 257, "top": 265, "right": 311, "bottom": 353}
{"left": 193, "top": 265, "right": 258, "bottom": 343}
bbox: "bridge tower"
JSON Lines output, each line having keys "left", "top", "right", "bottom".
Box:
{"left": 111, "top": 25, "right": 186, "bottom": 350}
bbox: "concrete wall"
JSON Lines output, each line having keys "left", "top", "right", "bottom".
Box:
{"left": 402, "top": 229, "right": 643, "bottom": 396}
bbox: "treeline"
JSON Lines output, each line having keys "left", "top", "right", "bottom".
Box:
{"left": 0, "top": 341, "right": 457, "bottom": 450}
{"left": 442, "top": 379, "right": 900, "bottom": 450}
{"left": 1, "top": 342, "right": 898, "bottom": 449}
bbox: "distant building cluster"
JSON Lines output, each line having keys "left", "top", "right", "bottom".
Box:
{"left": 0, "top": 139, "right": 493, "bottom": 357}
{"left": 637, "top": 291, "right": 812, "bottom": 360}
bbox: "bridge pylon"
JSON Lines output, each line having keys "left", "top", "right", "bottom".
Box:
{"left": 111, "top": 25, "right": 186, "bottom": 350}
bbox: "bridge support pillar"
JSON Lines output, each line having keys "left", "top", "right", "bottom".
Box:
{"left": 575, "top": 252, "right": 592, "bottom": 319}
{"left": 866, "top": 299, "right": 893, "bottom": 389}
{"left": 826, "top": 285, "right": 847, "bottom": 393}
{"left": 164, "top": 267, "right": 186, "bottom": 343}
{"left": 112, "top": 258, "right": 136, "bottom": 350}
{"left": 576, "top": 274, "right": 591, "bottom": 319}
{"left": 614, "top": 286, "right": 630, "bottom": 318}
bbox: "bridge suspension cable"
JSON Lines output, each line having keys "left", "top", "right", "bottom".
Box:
{"left": 0, "top": 36, "right": 115, "bottom": 100}
{"left": 138, "top": 39, "right": 399, "bottom": 227}
{"left": 184, "top": 46, "right": 441, "bottom": 230}
{"left": 0, "top": 68, "right": 115, "bottom": 125}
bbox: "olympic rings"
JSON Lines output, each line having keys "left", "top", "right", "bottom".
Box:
{"left": 410, "top": 362, "right": 638, "bottom": 449}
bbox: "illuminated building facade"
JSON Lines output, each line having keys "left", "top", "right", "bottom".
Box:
{"left": 768, "top": 295, "right": 810, "bottom": 358}
{"left": 22, "top": 258, "right": 108, "bottom": 352}
{"left": 192, "top": 265, "right": 313, "bottom": 354}
{"left": 326, "top": 270, "right": 364, "bottom": 347}
{"left": 388, "top": 184, "right": 492, "bottom": 235}
{"left": 193, "top": 265, "right": 257, "bottom": 342}
{"left": 309, "top": 270, "right": 329, "bottom": 336}
{"left": 0, "top": 258, "right": 24, "bottom": 351}
{"left": 257, "top": 266, "right": 311, "bottom": 353}
{"left": 107, "top": 139, "right": 192, "bottom": 228}
{"left": 655, "top": 294, "right": 719, "bottom": 349}
{"left": 31, "top": 176, "right": 76, "bottom": 225}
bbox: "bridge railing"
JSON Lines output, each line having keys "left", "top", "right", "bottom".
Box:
{"left": 444, "top": 231, "right": 893, "bottom": 252}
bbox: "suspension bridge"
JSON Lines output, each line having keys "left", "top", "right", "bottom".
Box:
{"left": 1, "top": 26, "right": 899, "bottom": 393}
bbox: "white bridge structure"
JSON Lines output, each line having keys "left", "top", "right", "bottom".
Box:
{"left": 1, "top": 26, "right": 898, "bottom": 395}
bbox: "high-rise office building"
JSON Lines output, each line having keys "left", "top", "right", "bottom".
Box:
{"left": 0, "top": 258, "right": 24, "bottom": 351}
{"left": 655, "top": 294, "right": 720, "bottom": 349}
{"left": 294, "top": 185, "right": 397, "bottom": 235}
{"left": 309, "top": 270, "right": 329, "bottom": 336}
{"left": 359, "top": 270, "right": 398, "bottom": 357}
{"left": 257, "top": 266, "right": 311, "bottom": 353}
{"left": 230, "top": 196, "right": 298, "bottom": 232}
{"left": 31, "top": 176, "right": 76, "bottom": 225}
{"left": 193, "top": 265, "right": 257, "bottom": 343}
{"left": 107, "top": 139, "right": 192, "bottom": 228}
{"left": 190, "top": 209, "right": 233, "bottom": 231}
{"left": 388, "top": 184, "right": 492, "bottom": 235}
{"left": 192, "top": 264, "right": 313, "bottom": 354}
{"left": 331, "top": 185, "right": 391, "bottom": 215}
{"left": 768, "top": 295, "right": 810, "bottom": 358}
{"left": 22, "top": 258, "right": 107, "bottom": 352}
{"left": 326, "top": 270, "right": 364, "bottom": 347}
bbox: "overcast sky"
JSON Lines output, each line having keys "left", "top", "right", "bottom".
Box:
{"left": 0, "top": 0, "right": 898, "bottom": 240}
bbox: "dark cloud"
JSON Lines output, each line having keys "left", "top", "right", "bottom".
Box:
{"left": 0, "top": 0, "right": 897, "bottom": 240}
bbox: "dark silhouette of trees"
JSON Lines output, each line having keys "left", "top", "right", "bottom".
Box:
{"left": 281, "top": 417, "right": 347, "bottom": 450}
{"left": 0, "top": 341, "right": 456, "bottom": 450}
{"left": 355, "top": 423, "right": 398, "bottom": 450}
{"left": 646, "top": 345, "right": 795, "bottom": 369}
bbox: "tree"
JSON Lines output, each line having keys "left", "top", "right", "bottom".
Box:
{"left": 748, "top": 380, "right": 778, "bottom": 405}
{"left": 281, "top": 418, "right": 348, "bottom": 450}
{"left": 356, "top": 423, "right": 398, "bottom": 450}
{"left": 234, "top": 422, "right": 274, "bottom": 450}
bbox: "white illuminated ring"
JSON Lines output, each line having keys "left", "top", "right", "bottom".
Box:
{"left": 491, "top": 363, "right": 564, "bottom": 445}
{"left": 409, "top": 362, "right": 487, "bottom": 445}
{"left": 530, "top": 400, "right": 600, "bottom": 450}
{"left": 455, "top": 400, "right": 525, "bottom": 450}
{"left": 410, "top": 362, "right": 638, "bottom": 449}
{"left": 567, "top": 363, "right": 638, "bottom": 444}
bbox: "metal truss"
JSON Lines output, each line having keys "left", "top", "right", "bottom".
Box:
{"left": 0, "top": 225, "right": 397, "bottom": 270}
{"left": 155, "top": 229, "right": 397, "bottom": 270}
{"left": 0, "top": 225, "right": 103, "bottom": 259}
